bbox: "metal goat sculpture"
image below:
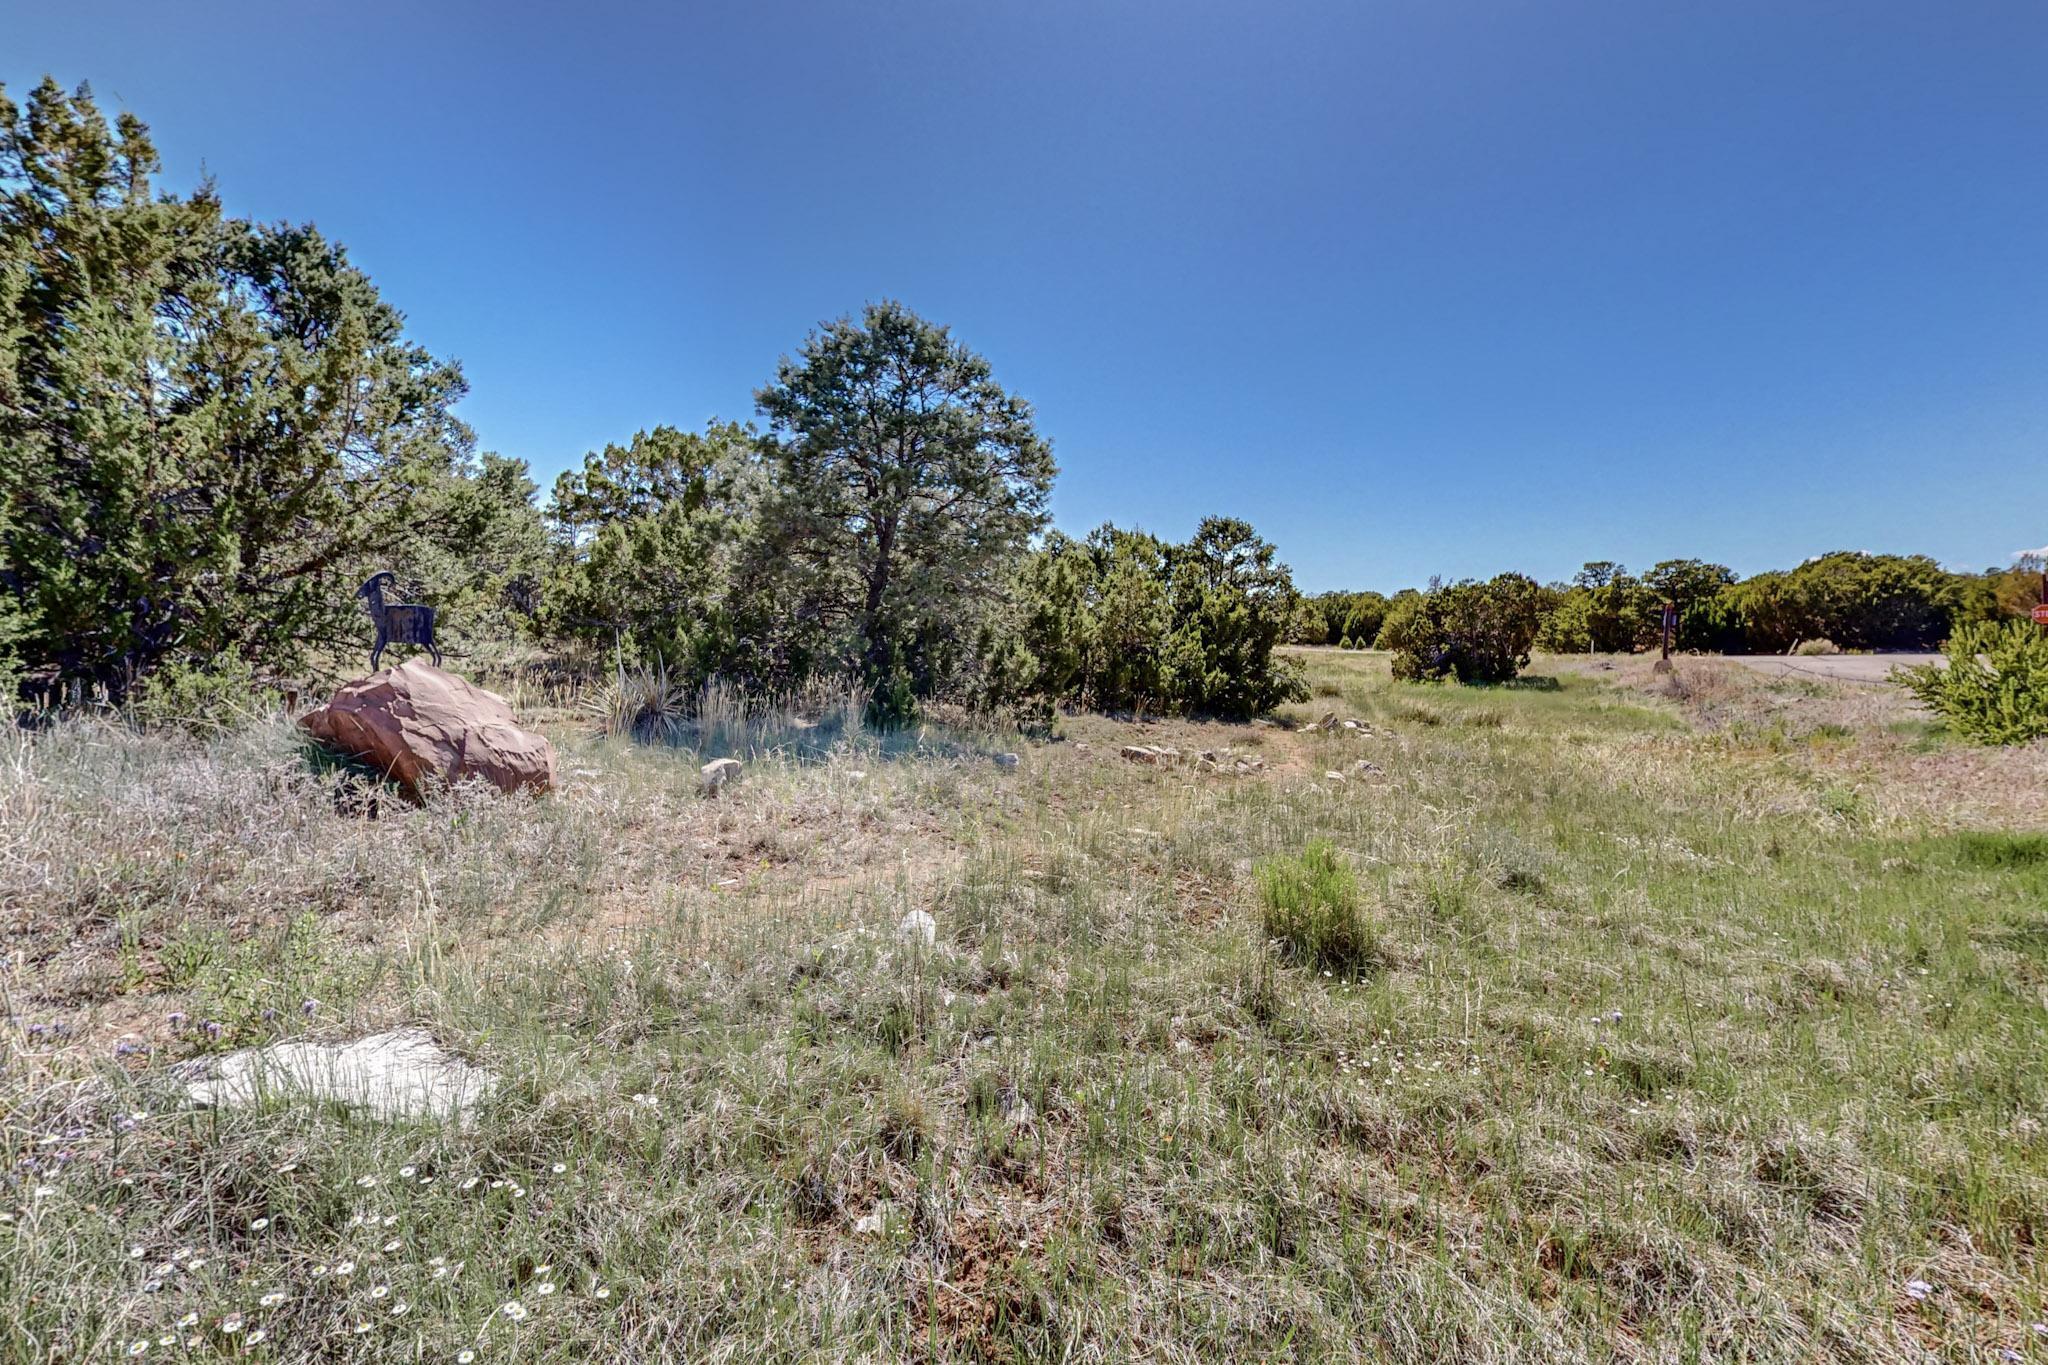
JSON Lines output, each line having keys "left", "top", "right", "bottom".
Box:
{"left": 355, "top": 571, "right": 442, "bottom": 671}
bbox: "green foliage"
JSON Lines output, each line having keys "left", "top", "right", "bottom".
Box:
{"left": 1381, "top": 573, "right": 1546, "bottom": 683}
{"left": 0, "top": 77, "right": 546, "bottom": 699}
{"left": 1302, "top": 591, "right": 1389, "bottom": 649}
{"left": 987, "top": 518, "right": 1307, "bottom": 718}
{"left": 126, "top": 649, "right": 278, "bottom": 733}
{"left": 753, "top": 301, "right": 1056, "bottom": 703}
{"left": 1901, "top": 621, "right": 2048, "bottom": 746}
{"left": 1256, "top": 841, "right": 1378, "bottom": 975}
{"left": 539, "top": 423, "right": 762, "bottom": 682}
{"left": 1726, "top": 553, "right": 1958, "bottom": 653}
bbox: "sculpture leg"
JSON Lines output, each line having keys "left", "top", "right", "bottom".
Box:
{"left": 430, "top": 642, "right": 442, "bottom": 667}
{"left": 371, "top": 641, "right": 385, "bottom": 671}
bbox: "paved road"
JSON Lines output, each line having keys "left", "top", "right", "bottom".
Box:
{"left": 1719, "top": 653, "right": 1940, "bottom": 683}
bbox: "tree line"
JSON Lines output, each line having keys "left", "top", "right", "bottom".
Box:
{"left": 0, "top": 78, "right": 1306, "bottom": 723}
{"left": 4, "top": 79, "right": 2029, "bottom": 725}
{"left": 1293, "top": 552, "right": 2038, "bottom": 660}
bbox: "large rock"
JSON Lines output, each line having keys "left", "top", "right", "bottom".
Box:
{"left": 301, "top": 660, "right": 555, "bottom": 800}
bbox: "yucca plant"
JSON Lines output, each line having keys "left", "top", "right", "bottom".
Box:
{"left": 582, "top": 661, "right": 688, "bottom": 742}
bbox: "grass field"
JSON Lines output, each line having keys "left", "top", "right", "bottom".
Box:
{"left": 4, "top": 651, "right": 2046, "bottom": 1362}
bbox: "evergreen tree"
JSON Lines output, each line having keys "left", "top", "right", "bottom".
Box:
{"left": 753, "top": 301, "right": 1055, "bottom": 714}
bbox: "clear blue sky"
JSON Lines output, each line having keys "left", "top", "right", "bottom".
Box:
{"left": 11, "top": 1, "right": 2046, "bottom": 591}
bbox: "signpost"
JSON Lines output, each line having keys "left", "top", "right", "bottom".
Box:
{"left": 2032, "top": 603, "right": 2048, "bottom": 627}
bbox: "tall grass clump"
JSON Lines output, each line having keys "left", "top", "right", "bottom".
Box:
{"left": 1256, "top": 840, "right": 1379, "bottom": 975}
{"left": 692, "top": 676, "right": 870, "bottom": 760}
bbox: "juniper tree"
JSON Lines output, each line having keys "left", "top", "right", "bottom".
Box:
{"left": 0, "top": 77, "right": 526, "bottom": 696}
{"left": 753, "top": 301, "right": 1054, "bottom": 714}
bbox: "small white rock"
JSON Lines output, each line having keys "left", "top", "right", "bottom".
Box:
{"left": 992, "top": 752, "right": 1020, "bottom": 768}
{"left": 896, "top": 910, "right": 937, "bottom": 947}
{"left": 700, "top": 757, "right": 742, "bottom": 796}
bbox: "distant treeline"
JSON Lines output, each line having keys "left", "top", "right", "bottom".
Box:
{"left": 1295, "top": 553, "right": 2040, "bottom": 656}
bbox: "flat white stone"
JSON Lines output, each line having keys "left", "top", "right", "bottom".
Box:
{"left": 896, "top": 909, "right": 937, "bottom": 947}
{"left": 178, "top": 1029, "right": 496, "bottom": 1123}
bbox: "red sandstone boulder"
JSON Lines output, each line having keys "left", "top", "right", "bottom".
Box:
{"left": 301, "top": 660, "right": 555, "bottom": 800}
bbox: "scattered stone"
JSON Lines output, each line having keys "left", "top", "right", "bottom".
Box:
{"left": 1252, "top": 718, "right": 1278, "bottom": 728}
{"left": 700, "top": 757, "right": 743, "bottom": 796}
{"left": 853, "top": 1204, "right": 893, "bottom": 1236}
{"left": 846, "top": 769, "right": 868, "bottom": 783}
{"left": 1350, "top": 760, "right": 1385, "bottom": 776}
{"left": 896, "top": 909, "right": 937, "bottom": 947}
{"left": 1196, "top": 756, "right": 1220, "bottom": 773}
{"left": 1341, "top": 719, "right": 1364, "bottom": 731}
{"left": 993, "top": 752, "right": 1020, "bottom": 768}
{"left": 177, "top": 1029, "right": 496, "bottom": 1124}
{"left": 300, "top": 660, "right": 555, "bottom": 801}
{"left": 1120, "top": 744, "right": 1179, "bottom": 767}
{"left": 1325, "top": 770, "right": 1347, "bottom": 783}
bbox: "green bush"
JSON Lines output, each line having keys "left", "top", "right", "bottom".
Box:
{"left": 988, "top": 517, "right": 1307, "bottom": 718}
{"left": 127, "top": 650, "right": 279, "bottom": 733}
{"left": 1379, "top": 573, "right": 1546, "bottom": 683}
{"left": 1901, "top": 622, "right": 2048, "bottom": 746}
{"left": 1794, "top": 638, "right": 1843, "bottom": 656}
{"left": 1257, "top": 841, "right": 1378, "bottom": 975}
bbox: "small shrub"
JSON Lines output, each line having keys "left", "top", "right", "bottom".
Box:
{"left": 1793, "top": 638, "right": 1842, "bottom": 656}
{"left": 582, "top": 662, "right": 687, "bottom": 742}
{"left": 127, "top": 649, "right": 278, "bottom": 733}
{"left": 1901, "top": 621, "right": 2048, "bottom": 746}
{"left": 1257, "top": 841, "right": 1379, "bottom": 975}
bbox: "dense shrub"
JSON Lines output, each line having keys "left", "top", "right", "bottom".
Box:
{"left": 986, "top": 517, "right": 1307, "bottom": 718}
{"left": 1902, "top": 622, "right": 2048, "bottom": 746}
{"left": 127, "top": 650, "right": 280, "bottom": 733}
{"left": 1257, "top": 842, "right": 1378, "bottom": 975}
{"left": 1379, "top": 574, "right": 1546, "bottom": 683}
{"left": 1, "top": 79, "right": 545, "bottom": 700}
{"left": 1302, "top": 591, "right": 1389, "bottom": 649}
{"left": 1724, "top": 553, "right": 1958, "bottom": 653}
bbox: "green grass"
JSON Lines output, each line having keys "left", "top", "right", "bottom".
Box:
{"left": 3, "top": 657, "right": 2045, "bottom": 1361}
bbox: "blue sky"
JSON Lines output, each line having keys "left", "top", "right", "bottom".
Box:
{"left": 10, "top": 1, "right": 2046, "bottom": 591}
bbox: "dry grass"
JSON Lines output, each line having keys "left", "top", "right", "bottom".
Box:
{"left": 3, "top": 654, "right": 2046, "bottom": 1361}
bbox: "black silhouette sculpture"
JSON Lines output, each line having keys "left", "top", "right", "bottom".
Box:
{"left": 356, "top": 571, "right": 441, "bottom": 671}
